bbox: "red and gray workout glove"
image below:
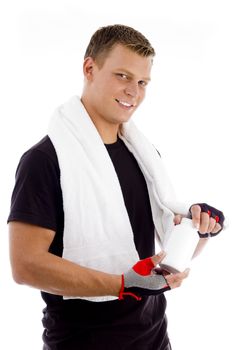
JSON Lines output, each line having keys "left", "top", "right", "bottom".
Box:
{"left": 189, "top": 203, "right": 225, "bottom": 238}
{"left": 119, "top": 255, "right": 170, "bottom": 301}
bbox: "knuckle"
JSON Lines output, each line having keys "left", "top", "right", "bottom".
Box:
{"left": 201, "top": 212, "right": 209, "bottom": 220}
{"left": 192, "top": 204, "right": 201, "bottom": 213}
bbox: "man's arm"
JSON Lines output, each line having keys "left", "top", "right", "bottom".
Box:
{"left": 9, "top": 221, "right": 188, "bottom": 299}
{"left": 9, "top": 221, "right": 121, "bottom": 297}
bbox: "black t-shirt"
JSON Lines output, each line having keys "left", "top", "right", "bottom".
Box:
{"left": 8, "top": 136, "right": 169, "bottom": 350}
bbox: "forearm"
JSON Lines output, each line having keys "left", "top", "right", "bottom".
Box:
{"left": 13, "top": 252, "right": 122, "bottom": 298}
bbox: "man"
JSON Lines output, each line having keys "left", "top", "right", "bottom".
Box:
{"left": 8, "top": 24, "right": 224, "bottom": 349}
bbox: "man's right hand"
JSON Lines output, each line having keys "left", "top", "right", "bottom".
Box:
{"left": 119, "top": 252, "right": 189, "bottom": 301}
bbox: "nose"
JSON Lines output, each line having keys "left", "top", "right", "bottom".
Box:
{"left": 124, "top": 82, "right": 139, "bottom": 98}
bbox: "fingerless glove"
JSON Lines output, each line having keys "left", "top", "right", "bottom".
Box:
{"left": 119, "top": 257, "right": 170, "bottom": 301}
{"left": 189, "top": 203, "right": 225, "bottom": 237}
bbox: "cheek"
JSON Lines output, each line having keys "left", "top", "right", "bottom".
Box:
{"left": 98, "top": 80, "right": 116, "bottom": 96}
{"left": 141, "top": 87, "right": 147, "bottom": 97}
{"left": 138, "top": 90, "right": 146, "bottom": 103}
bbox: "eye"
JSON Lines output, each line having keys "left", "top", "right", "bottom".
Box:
{"left": 138, "top": 80, "right": 148, "bottom": 87}
{"left": 116, "top": 73, "right": 128, "bottom": 80}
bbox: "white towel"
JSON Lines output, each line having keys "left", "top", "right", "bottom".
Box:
{"left": 48, "top": 96, "right": 189, "bottom": 302}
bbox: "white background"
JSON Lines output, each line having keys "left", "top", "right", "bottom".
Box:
{"left": 1, "top": 1, "right": 232, "bottom": 349}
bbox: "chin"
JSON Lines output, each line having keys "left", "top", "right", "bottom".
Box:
{"left": 118, "top": 112, "right": 135, "bottom": 123}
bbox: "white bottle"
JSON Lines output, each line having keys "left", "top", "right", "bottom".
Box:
{"left": 160, "top": 218, "right": 199, "bottom": 273}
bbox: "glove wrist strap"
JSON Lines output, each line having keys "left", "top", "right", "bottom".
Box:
{"left": 118, "top": 275, "right": 142, "bottom": 301}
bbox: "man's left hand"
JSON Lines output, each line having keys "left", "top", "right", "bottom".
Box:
{"left": 189, "top": 203, "right": 225, "bottom": 237}
{"left": 174, "top": 203, "right": 225, "bottom": 238}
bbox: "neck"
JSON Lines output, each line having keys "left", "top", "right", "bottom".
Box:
{"left": 81, "top": 95, "right": 120, "bottom": 144}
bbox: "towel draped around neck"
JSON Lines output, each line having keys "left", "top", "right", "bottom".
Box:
{"left": 48, "top": 96, "right": 189, "bottom": 302}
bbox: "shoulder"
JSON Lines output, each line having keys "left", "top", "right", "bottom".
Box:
{"left": 18, "top": 136, "right": 60, "bottom": 178}
{"left": 23, "top": 135, "right": 58, "bottom": 165}
{"left": 9, "top": 136, "right": 63, "bottom": 231}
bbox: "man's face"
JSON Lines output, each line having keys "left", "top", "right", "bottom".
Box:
{"left": 83, "top": 44, "right": 153, "bottom": 126}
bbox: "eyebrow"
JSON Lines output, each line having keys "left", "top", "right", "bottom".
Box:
{"left": 115, "top": 68, "right": 151, "bottom": 82}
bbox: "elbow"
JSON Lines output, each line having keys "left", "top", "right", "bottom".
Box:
{"left": 10, "top": 256, "right": 33, "bottom": 285}
{"left": 12, "top": 274, "right": 25, "bottom": 285}
{"left": 11, "top": 263, "right": 28, "bottom": 285}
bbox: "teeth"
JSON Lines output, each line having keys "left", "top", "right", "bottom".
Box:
{"left": 116, "top": 99, "right": 132, "bottom": 107}
{"left": 120, "top": 101, "right": 131, "bottom": 107}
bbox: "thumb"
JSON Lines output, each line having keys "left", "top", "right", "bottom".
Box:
{"left": 151, "top": 251, "right": 166, "bottom": 266}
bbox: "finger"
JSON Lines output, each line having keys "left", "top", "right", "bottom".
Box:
{"left": 174, "top": 214, "right": 182, "bottom": 225}
{"left": 190, "top": 205, "right": 201, "bottom": 229}
{"left": 211, "top": 222, "right": 222, "bottom": 234}
{"left": 165, "top": 268, "right": 190, "bottom": 289}
{"left": 174, "top": 268, "right": 190, "bottom": 280}
{"left": 165, "top": 274, "right": 183, "bottom": 289}
{"left": 151, "top": 251, "right": 166, "bottom": 266}
{"left": 207, "top": 217, "right": 216, "bottom": 233}
{"left": 199, "top": 212, "right": 210, "bottom": 234}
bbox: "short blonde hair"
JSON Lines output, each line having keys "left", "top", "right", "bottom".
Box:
{"left": 84, "top": 24, "right": 155, "bottom": 66}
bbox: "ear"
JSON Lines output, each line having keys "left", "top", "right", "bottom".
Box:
{"left": 83, "top": 57, "right": 96, "bottom": 81}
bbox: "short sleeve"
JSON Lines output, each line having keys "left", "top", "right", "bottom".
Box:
{"left": 7, "top": 149, "right": 62, "bottom": 231}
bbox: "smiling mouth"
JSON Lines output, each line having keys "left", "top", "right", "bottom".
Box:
{"left": 115, "top": 99, "right": 135, "bottom": 108}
